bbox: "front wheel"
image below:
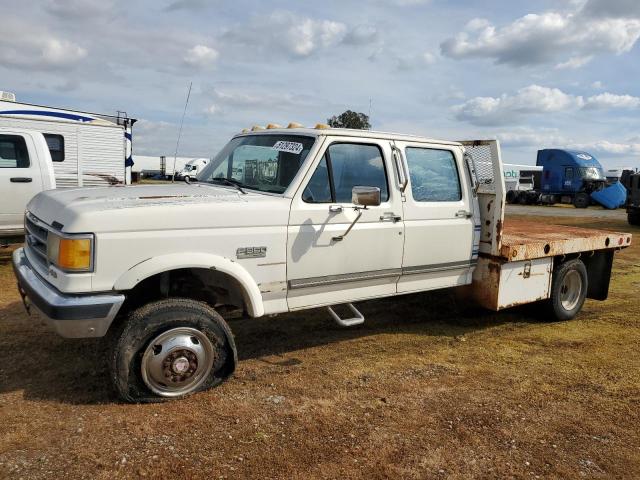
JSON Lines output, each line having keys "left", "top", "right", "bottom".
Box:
{"left": 108, "top": 298, "right": 237, "bottom": 402}
{"left": 573, "top": 192, "right": 590, "bottom": 209}
{"left": 547, "top": 259, "right": 588, "bottom": 321}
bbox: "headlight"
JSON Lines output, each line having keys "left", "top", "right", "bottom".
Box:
{"left": 47, "top": 233, "right": 94, "bottom": 272}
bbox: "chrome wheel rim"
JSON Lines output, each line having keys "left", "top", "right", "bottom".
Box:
{"left": 560, "top": 270, "right": 582, "bottom": 311}
{"left": 141, "top": 327, "right": 215, "bottom": 397}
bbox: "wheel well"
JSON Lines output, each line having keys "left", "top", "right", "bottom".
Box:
{"left": 118, "top": 268, "right": 248, "bottom": 317}
{"left": 554, "top": 250, "right": 614, "bottom": 301}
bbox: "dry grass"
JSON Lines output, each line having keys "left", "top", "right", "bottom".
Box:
{"left": 0, "top": 214, "right": 639, "bottom": 479}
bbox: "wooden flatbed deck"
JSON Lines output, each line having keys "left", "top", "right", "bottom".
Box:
{"left": 499, "top": 219, "right": 632, "bottom": 261}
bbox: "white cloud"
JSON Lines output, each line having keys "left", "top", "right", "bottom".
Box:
{"left": 454, "top": 85, "right": 583, "bottom": 125}
{"left": 495, "top": 129, "right": 640, "bottom": 161}
{"left": 454, "top": 85, "right": 640, "bottom": 124}
{"left": 555, "top": 55, "right": 593, "bottom": 69}
{"left": 0, "top": 19, "right": 87, "bottom": 70}
{"left": 441, "top": 2, "right": 640, "bottom": 68}
{"left": 591, "top": 80, "right": 605, "bottom": 89}
{"left": 583, "top": 92, "right": 640, "bottom": 109}
{"left": 569, "top": 140, "right": 640, "bottom": 156}
{"left": 223, "top": 12, "right": 347, "bottom": 58}
{"left": 183, "top": 44, "right": 219, "bottom": 68}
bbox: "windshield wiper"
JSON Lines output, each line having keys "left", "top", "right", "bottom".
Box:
{"left": 210, "top": 177, "right": 247, "bottom": 194}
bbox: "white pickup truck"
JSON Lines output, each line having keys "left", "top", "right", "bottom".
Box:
{"left": 12, "top": 126, "right": 632, "bottom": 402}
{"left": 0, "top": 129, "right": 56, "bottom": 240}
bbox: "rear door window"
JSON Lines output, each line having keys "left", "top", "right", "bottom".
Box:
{"left": 405, "top": 147, "right": 461, "bottom": 202}
{"left": 44, "top": 134, "right": 65, "bottom": 162}
{"left": 0, "top": 135, "right": 30, "bottom": 168}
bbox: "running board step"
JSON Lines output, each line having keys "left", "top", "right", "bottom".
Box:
{"left": 327, "top": 303, "right": 364, "bottom": 327}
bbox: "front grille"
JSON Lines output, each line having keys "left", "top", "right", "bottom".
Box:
{"left": 24, "top": 214, "right": 49, "bottom": 271}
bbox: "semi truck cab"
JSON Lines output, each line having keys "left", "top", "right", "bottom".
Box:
{"left": 537, "top": 149, "right": 606, "bottom": 208}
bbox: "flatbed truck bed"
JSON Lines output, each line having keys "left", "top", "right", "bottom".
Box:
{"left": 499, "top": 219, "right": 632, "bottom": 261}
{"left": 460, "top": 140, "right": 631, "bottom": 312}
{"left": 468, "top": 219, "right": 631, "bottom": 311}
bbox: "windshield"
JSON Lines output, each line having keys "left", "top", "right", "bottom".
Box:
{"left": 578, "top": 167, "right": 604, "bottom": 180}
{"left": 197, "top": 134, "right": 316, "bottom": 194}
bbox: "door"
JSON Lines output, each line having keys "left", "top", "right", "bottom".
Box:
{"left": 287, "top": 137, "right": 404, "bottom": 309}
{"left": 394, "top": 142, "right": 475, "bottom": 293}
{"left": 0, "top": 133, "right": 43, "bottom": 233}
{"left": 563, "top": 167, "right": 574, "bottom": 191}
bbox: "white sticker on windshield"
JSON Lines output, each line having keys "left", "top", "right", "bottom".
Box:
{"left": 576, "top": 153, "right": 593, "bottom": 160}
{"left": 273, "top": 141, "right": 304, "bottom": 155}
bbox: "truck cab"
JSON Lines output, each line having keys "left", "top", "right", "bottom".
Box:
{"left": 0, "top": 129, "right": 55, "bottom": 240}
{"left": 537, "top": 149, "right": 606, "bottom": 208}
{"left": 176, "top": 158, "right": 209, "bottom": 181}
{"left": 11, "top": 126, "right": 631, "bottom": 402}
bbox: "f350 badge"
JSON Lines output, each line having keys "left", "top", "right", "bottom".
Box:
{"left": 236, "top": 246, "right": 267, "bottom": 259}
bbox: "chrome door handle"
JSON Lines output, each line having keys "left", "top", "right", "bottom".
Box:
{"left": 455, "top": 210, "right": 473, "bottom": 218}
{"left": 380, "top": 213, "right": 402, "bottom": 222}
{"left": 329, "top": 205, "right": 343, "bottom": 213}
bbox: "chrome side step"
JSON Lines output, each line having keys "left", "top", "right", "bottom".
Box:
{"left": 327, "top": 303, "right": 364, "bottom": 327}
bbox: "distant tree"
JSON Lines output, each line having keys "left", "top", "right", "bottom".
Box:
{"left": 327, "top": 110, "right": 371, "bottom": 130}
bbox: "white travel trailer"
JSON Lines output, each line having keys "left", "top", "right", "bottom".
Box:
{"left": 0, "top": 92, "right": 136, "bottom": 187}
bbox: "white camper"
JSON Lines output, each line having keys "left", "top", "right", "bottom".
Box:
{"left": 0, "top": 93, "right": 135, "bottom": 188}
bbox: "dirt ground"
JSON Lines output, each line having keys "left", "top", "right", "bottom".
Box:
{"left": 0, "top": 212, "right": 639, "bottom": 480}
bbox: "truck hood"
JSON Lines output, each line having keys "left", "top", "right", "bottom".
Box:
{"left": 27, "top": 183, "right": 292, "bottom": 233}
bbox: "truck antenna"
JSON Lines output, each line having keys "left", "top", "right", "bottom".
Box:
{"left": 172, "top": 81, "right": 193, "bottom": 183}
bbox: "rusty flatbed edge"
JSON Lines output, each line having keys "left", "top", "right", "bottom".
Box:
{"left": 497, "top": 219, "right": 633, "bottom": 261}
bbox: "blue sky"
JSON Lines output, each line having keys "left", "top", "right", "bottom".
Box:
{"left": 1, "top": 0, "right": 640, "bottom": 168}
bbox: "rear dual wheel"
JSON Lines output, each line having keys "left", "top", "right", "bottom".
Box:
{"left": 547, "top": 259, "right": 588, "bottom": 321}
{"left": 109, "top": 298, "right": 237, "bottom": 403}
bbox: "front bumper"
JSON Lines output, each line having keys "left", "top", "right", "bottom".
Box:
{"left": 12, "top": 248, "right": 125, "bottom": 338}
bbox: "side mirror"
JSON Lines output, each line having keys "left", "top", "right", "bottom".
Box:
{"left": 332, "top": 186, "right": 381, "bottom": 242}
{"left": 352, "top": 186, "right": 381, "bottom": 207}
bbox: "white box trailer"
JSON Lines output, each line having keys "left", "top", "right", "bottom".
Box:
{"left": 0, "top": 95, "right": 135, "bottom": 187}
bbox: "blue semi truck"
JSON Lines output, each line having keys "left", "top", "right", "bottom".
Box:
{"left": 537, "top": 149, "right": 606, "bottom": 208}
{"left": 506, "top": 149, "right": 623, "bottom": 208}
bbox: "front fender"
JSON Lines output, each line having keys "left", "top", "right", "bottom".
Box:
{"left": 113, "top": 252, "right": 264, "bottom": 317}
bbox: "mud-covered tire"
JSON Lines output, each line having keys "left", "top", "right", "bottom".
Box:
{"left": 573, "top": 192, "right": 590, "bottom": 209}
{"left": 108, "top": 298, "right": 237, "bottom": 403}
{"left": 547, "top": 259, "right": 588, "bottom": 321}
